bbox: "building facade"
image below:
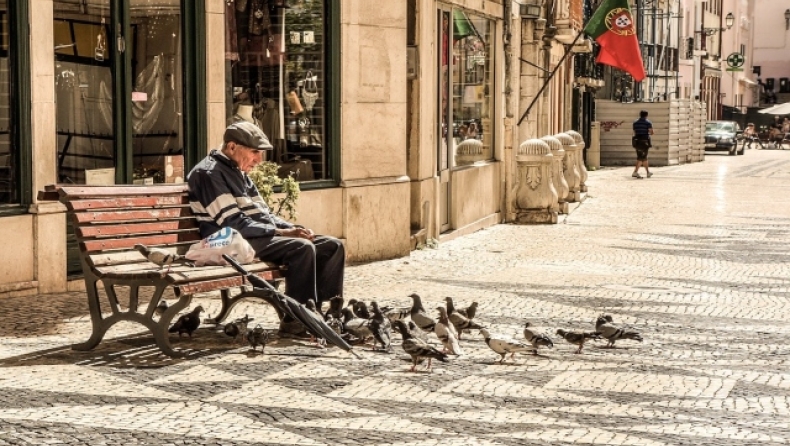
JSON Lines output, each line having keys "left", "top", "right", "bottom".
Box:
{"left": 1, "top": 0, "right": 591, "bottom": 297}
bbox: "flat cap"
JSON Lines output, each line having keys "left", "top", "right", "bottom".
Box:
{"left": 223, "top": 121, "right": 273, "bottom": 151}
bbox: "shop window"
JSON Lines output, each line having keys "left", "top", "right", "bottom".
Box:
{"left": 450, "top": 10, "right": 493, "bottom": 166}
{"left": 54, "top": 1, "right": 185, "bottom": 185}
{"left": 226, "top": 0, "right": 327, "bottom": 181}
{"left": 0, "top": 5, "right": 16, "bottom": 204}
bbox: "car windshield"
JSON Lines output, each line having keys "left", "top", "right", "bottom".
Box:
{"left": 706, "top": 122, "right": 736, "bottom": 132}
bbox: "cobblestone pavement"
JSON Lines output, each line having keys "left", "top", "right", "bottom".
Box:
{"left": 2, "top": 149, "right": 790, "bottom": 445}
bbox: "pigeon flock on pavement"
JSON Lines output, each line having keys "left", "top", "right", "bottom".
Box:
{"left": 160, "top": 290, "right": 643, "bottom": 370}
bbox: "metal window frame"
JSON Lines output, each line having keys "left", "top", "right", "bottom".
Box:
{"left": 1, "top": 0, "right": 33, "bottom": 214}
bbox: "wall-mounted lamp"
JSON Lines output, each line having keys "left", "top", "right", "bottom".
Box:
{"left": 518, "top": 0, "right": 542, "bottom": 19}
{"left": 703, "top": 12, "right": 734, "bottom": 35}
{"left": 785, "top": 9, "right": 790, "bottom": 30}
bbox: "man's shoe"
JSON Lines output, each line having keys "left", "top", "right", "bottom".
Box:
{"left": 646, "top": 172, "right": 653, "bottom": 178}
{"left": 632, "top": 172, "right": 642, "bottom": 179}
{"left": 278, "top": 318, "right": 311, "bottom": 339}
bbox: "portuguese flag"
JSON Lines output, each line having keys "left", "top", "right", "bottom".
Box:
{"left": 584, "top": 0, "right": 646, "bottom": 82}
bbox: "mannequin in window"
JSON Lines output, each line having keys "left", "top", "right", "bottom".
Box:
{"left": 235, "top": 103, "right": 256, "bottom": 124}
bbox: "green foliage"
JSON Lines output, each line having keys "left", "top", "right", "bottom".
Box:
{"left": 248, "top": 161, "right": 301, "bottom": 221}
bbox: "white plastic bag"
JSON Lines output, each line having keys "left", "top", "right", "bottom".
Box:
{"left": 185, "top": 228, "right": 256, "bottom": 266}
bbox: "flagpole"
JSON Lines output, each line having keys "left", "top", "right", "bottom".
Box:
{"left": 517, "top": 30, "right": 585, "bottom": 126}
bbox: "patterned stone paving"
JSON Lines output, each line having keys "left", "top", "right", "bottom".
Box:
{"left": 1, "top": 149, "right": 790, "bottom": 444}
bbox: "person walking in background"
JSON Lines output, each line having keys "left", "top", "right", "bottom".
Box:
{"left": 744, "top": 123, "right": 763, "bottom": 149}
{"left": 632, "top": 110, "right": 654, "bottom": 179}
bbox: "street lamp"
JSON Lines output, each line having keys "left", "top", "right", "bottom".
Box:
{"left": 703, "top": 12, "right": 734, "bottom": 35}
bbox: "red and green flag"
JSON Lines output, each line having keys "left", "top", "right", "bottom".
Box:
{"left": 583, "top": 0, "right": 646, "bottom": 82}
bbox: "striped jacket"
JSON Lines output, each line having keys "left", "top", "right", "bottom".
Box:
{"left": 187, "top": 149, "right": 294, "bottom": 240}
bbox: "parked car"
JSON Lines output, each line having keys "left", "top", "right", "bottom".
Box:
{"left": 705, "top": 121, "right": 744, "bottom": 155}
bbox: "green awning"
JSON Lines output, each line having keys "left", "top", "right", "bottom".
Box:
{"left": 453, "top": 9, "right": 481, "bottom": 41}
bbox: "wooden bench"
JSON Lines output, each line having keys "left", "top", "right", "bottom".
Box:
{"left": 39, "top": 184, "right": 285, "bottom": 358}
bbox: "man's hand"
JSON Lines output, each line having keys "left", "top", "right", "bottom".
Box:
{"left": 275, "top": 227, "right": 315, "bottom": 241}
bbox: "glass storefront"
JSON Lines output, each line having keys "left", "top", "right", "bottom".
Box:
{"left": 54, "top": 0, "right": 184, "bottom": 185}
{"left": 0, "top": 1, "right": 15, "bottom": 204}
{"left": 439, "top": 8, "right": 494, "bottom": 168}
{"left": 225, "top": 0, "right": 326, "bottom": 181}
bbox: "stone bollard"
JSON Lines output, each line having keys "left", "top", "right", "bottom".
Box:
{"left": 555, "top": 132, "right": 581, "bottom": 202}
{"left": 565, "top": 130, "right": 589, "bottom": 193}
{"left": 456, "top": 139, "right": 484, "bottom": 166}
{"left": 512, "top": 139, "right": 558, "bottom": 224}
{"left": 541, "top": 136, "right": 570, "bottom": 214}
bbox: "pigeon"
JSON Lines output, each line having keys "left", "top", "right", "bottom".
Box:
{"left": 523, "top": 322, "right": 554, "bottom": 355}
{"left": 556, "top": 329, "right": 601, "bottom": 354}
{"left": 445, "top": 297, "right": 483, "bottom": 338}
{"left": 458, "top": 301, "right": 478, "bottom": 321}
{"left": 595, "top": 314, "right": 643, "bottom": 348}
{"left": 435, "top": 307, "right": 463, "bottom": 355}
{"left": 305, "top": 299, "right": 320, "bottom": 315}
{"left": 224, "top": 314, "right": 253, "bottom": 344}
{"left": 369, "top": 302, "right": 392, "bottom": 352}
{"left": 407, "top": 321, "right": 430, "bottom": 343}
{"left": 324, "top": 295, "right": 344, "bottom": 321}
{"left": 134, "top": 244, "right": 192, "bottom": 273}
{"left": 479, "top": 328, "right": 533, "bottom": 364}
{"left": 381, "top": 304, "right": 411, "bottom": 324}
{"left": 154, "top": 299, "right": 169, "bottom": 317}
{"left": 247, "top": 324, "right": 269, "bottom": 353}
{"left": 341, "top": 307, "right": 372, "bottom": 341}
{"left": 408, "top": 293, "right": 436, "bottom": 332}
{"left": 393, "top": 320, "right": 448, "bottom": 372}
{"left": 350, "top": 299, "right": 371, "bottom": 319}
{"left": 168, "top": 305, "right": 204, "bottom": 337}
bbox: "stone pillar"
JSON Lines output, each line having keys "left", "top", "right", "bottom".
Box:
{"left": 565, "top": 130, "right": 589, "bottom": 193}
{"left": 555, "top": 133, "right": 580, "bottom": 202}
{"left": 512, "top": 139, "right": 558, "bottom": 224}
{"left": 540, "top": 136, "right": 569, "bottom": 214}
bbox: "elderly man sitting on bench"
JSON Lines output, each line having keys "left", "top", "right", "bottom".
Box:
{"left": 187, "top": 121, "right": 345, "bottom": 338}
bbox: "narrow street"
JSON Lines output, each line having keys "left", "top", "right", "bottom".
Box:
{"left": 1, "top": 148, "right": 789, "bottom": 445}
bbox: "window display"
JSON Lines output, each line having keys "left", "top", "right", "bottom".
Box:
{"left": 226, "top": 0, "right": 326, "bottom": 181}
{"left": 451, "top": 10, "right": 493, "bottom": 165}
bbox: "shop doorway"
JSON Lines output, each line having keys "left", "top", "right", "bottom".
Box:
{"left": 437, "top": 6, "right": 494, "bottom": 234}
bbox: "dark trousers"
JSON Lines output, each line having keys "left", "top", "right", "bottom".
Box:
{"left": 248, "top": 235, "right": 345, "bottom": 305}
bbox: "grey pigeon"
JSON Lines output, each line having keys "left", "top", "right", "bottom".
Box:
{"left": 341, "top": 307, "right": 372, "bottom": 341}
{"left": 247, "top": 324, "right": 269, "bottom": 353}
{"left": 154, "top": 299, "right": 168, "bottom": 317}
{"left": 458, "top": 301, "right": 478, "bottom": 320}
{"left": 595, "top": 314, "right": 643, "bottom": 348}
{"left": 224, "top": 314, "right": 253, "bottom": 344}
{"left": 435, "top": 307, "right": 463, "bottom": 355}
{"left": 381, "top": 304, "right": 411, "bottom": 324}
{"left": 408, "top": 293, "right": 436, "bottom": 332}
{"left": 479, "top": 328, "right": 533, "bottom": 364}
{"left": 556, "top": 329, "right": 601, "bottom": 354}
{"left": 324, "top": 295, "right": 344, "bottom": 321}
{"left": 407, "top": 321, "right": 430, "bottom": 343}
{"left": 393, "top": 320, "right": 448, "bottom": 372}
{"left": 445, "top": 297, "right": 483, "bottom": 338}
{"left": 134, "top": 244, "right": 192, "bottom": 273}
{"left": 351, "top": 300, "right": 371, "bottom": 319}
{"left": 523, "top": 322, "right": 554, "bottom": 355}
{"left": 369, "top": 302, "right": 392, "bottom": 352}
{"left": 168, "top": 305, "right": 203, "bottom": 337}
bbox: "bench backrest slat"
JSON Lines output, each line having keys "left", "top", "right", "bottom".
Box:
{"left": 76, "top": 221, "right": 199, "bottom": 238}
{"left": 72, "top": 207, "right": 192, "bottom": 224}
{"left": 66, "top": 195, "right": 189, "bottom": 211}
{"left": 57, "top": 184, "right": 189, "bottom": 197}
{"left": 82, "top": 234, "right": 201, "bottom": 253}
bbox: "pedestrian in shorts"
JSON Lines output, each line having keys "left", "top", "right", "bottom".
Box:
{"left": 632, "top": 110, "right": 654, "bottom": 179}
